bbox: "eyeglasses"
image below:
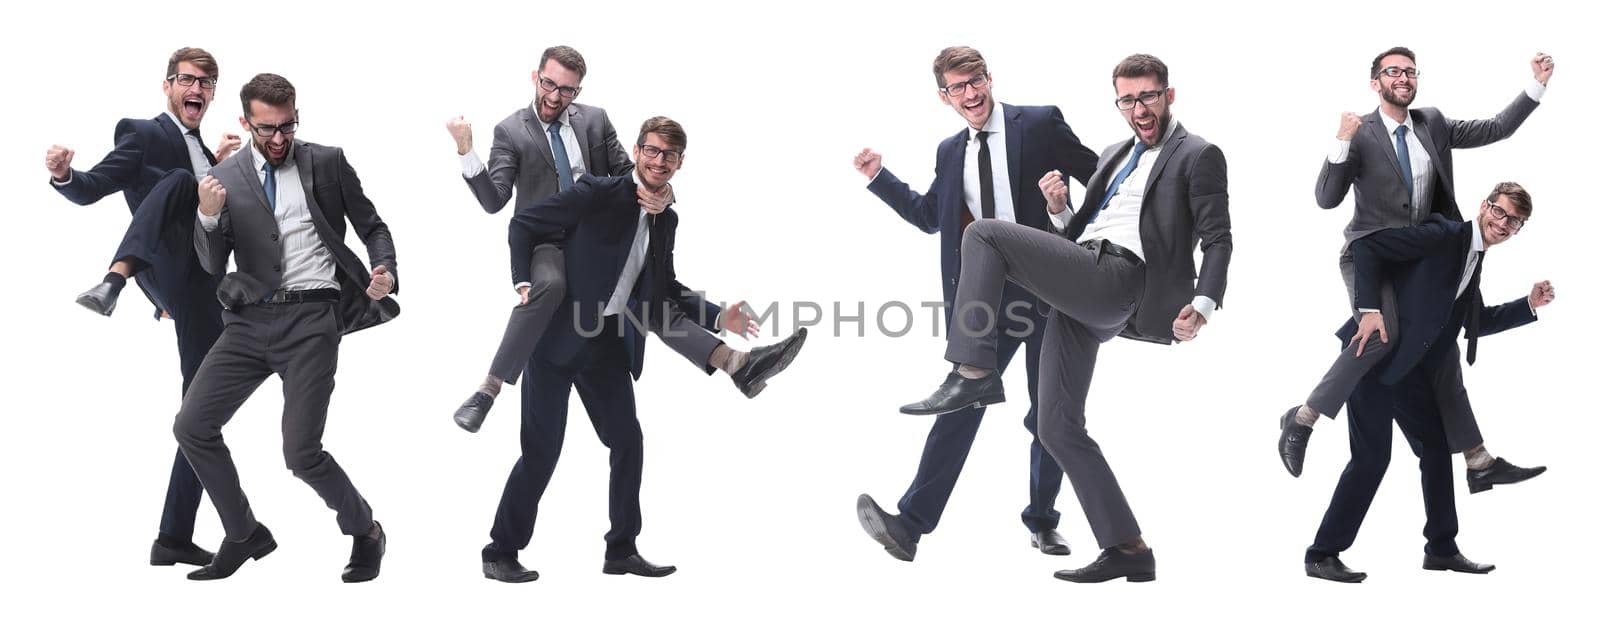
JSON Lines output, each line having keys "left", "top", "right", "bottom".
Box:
{"left": 1486, "top": 202, "right": 1526, "bottom": 231}
{"left": 168, "top": 73, "right": 217, "bottom": 90}
{"left": 1380, "top": 66, "right": 1421, "bottom": 79}
{"left": 1115, "top": 89, "right": 1167, "bottom": 111}
{"left": 537, "top": 75, "right": 580, "bottom": 99}
{"left": 246, "top": 118, "right": 298, "bottom": 139}
{"left": 637, "top": 143, "right": 682, "bottom": 164}
{"left": 940, "top": 74, "right": 990, "bottom": 97}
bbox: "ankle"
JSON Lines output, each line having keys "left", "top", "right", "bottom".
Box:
{"left": 955, "top": 364, "right": 992, "bottom": 380}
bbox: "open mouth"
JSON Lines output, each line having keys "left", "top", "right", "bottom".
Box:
{"left": 183, "top": 97, "right": 204, "bottom": 118}
{"left": 963, "top": 97, "right": 985, "bottom": 114}
{"left": 1134, "top": 116, "right": 1157, "bottom": 134}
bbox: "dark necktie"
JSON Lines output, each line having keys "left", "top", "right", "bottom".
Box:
{"left": 1395, "top": 125, "right": 1414, "bottom": 204}
{"left": 263, "top": 162, "right": 277, "bottom": 212}
{"left": 976, "top": 130, "right": 995, "bottom": 220}
{"left": 187, "top": 128, "right": 217, "bottom": 166}
{"left": 1465, "top": 250, "right": 1484, "bottom": 364}
{"left": 1086, "top": 141, "right": 1150, "bottom": 225}
{"left": 548, "top": 120, "right": 574, "bottom": 192}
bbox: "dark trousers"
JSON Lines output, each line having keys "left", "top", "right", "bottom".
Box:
{"left": 1306, "top": 332, "right": 1461, "bottom": 563}
{"left": 486, "top": 317, "right": 644, "bottom": 562}
{"left": 174, "top": 301, "right": 373, "bottom": 540}
{"left": 897, "top": 284, "right": 1063, "bottom": 537}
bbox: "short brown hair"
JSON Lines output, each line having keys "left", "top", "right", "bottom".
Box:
{"left": 166, "top": 47, "right": 218, "bottom": 79}
{"left": 932, "top": 46, "right": 987, "bottom": 88}
{"left": 1112, "top": 53, "right": 1168, "bottom": 87}
{"left": 1370, "top": 46, "right": 1416, "bottom": 80}
{"left": 239, "top": 73, "right": 296, "bottom": 115}
{"left": 636, "top": 116, "right": 686, "bottom": 151}
{"left": 1487, "top": 182, "right": 1532, "bottom": 219}
{"left": 540, "top": 45, "right": 588, "bottom": 80}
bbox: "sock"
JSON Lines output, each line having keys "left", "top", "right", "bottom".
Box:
{"left": 478, "top": 375, "right": 503, "bottom": 398}
{"left": 710, "top": 344, "right": 748, "bottom": 375}
{"left": 955, "top": 364, "right": 992, "bottom": 380}
{"left": 1464, "top": 445, "right": 1495, "bottom": 470}
{"left": 1117, "top": 538, "right": 1149, "bottom": 554}
{"left": 1295, "top": 404, "right": 1321, "bottom": 428}
{"left": 103, "top": 272, "right": 127, "bottom": 289}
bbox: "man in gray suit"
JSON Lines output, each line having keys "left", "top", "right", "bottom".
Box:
{"left": 901, "top": 53, "right": 1232, "bottom": 583}
{"left": 1277, "top": 47, "right": 1554, "bottom": 488}
{"left": 176, "top": 73, "right": 397, "bottom": 582}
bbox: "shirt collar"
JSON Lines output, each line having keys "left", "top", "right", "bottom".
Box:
{"left": 250, "top": 140, "right": 293, "bottom": 173}
{"left": 1129, "top": 118, "right": 1179, "bottom": 151}
{"left": 536, "top": 104, "right": 573, "bottom": 132}
{"left": 1468, "top": 217, "right": 1485, "bottom": 254}
{"left": 967, "top": 103, "right": 1005, "bottom": 141}
{"left": 1379, "top": 109, "right": 1415, "bottom": 136}
{"left": 161, "top": 110, "right": 195, "bottom": 136}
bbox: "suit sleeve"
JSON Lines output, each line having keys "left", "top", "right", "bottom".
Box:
{"left": 1445, "top": 93, "right": 1539, "bottom": 149}
{"left": 463, "top": 122, "right": 519, "bottom": 214}
{"left": 1046, "top": 107, "right": 1100, "bottom": 188}
{"left": 1313, "top": 140, "right": 1358, "bottom": 210}
{"left": 1349, "top": 221, "right": 1459, "bottom": 310}
{"left": 336, "top": 148, "right": 399, "bottom": 292}
{"left": 507, "top": 177, "right": 602, "bottom": 285}
{"left": 1477, "top": 296, "right": 1537, "bottom": 337}
{"left": 55, "top": 119, "right": 145, "bottom": 205}
{"left": 866, "top": 165, "right": 942, "bottom": 234}
{"left": 596, "top": 108, "right": 635, "bottom": 178}
{"left": 1189, "top": 144, "right": 1232, "bottom": 306}
{"left": 659, "top": 214, "right": 722, "bottom": 332}
{"left": 194, "top": 197, "right": 232, "bottom": 276}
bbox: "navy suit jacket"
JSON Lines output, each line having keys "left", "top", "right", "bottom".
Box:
{"left": 510, "top": 175, "right": 721, "bottom": 379}
{"left": 1339, "top": 215, "right": 1537, "bottom": 384}
{"left": 867, "top": 103, "right": 1098, "bottom": 313}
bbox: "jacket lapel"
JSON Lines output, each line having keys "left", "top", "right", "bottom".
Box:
{"left": 154, "top": 114, "right": 190, "bottom": 171}
{"left": 1366, "top": 109, "right": 1407, "bottom": 183}
{"left": 1141, "top": 123, "right": 1187, "bottom": 198}
{"left": 1410, "top": 112, "right": 1447, "bottom": 192}
{"left": 520, "top": 105, "right": 555, "bottom": 171}
{"left": 235, "top": 148, "right": 274, "bottom": 217}
{"left": 1003, "top": 104, "right": 1022, "bottom": 209}
{"left": 569, "top": 104, "right": 594, "bottom": 171}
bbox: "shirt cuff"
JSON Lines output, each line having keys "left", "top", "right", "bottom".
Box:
{"left": 514, "top": 281, "right": 531, "bottom": 292}
{"left": 1328, "top": 139, "right": 1352, "bottom": 164}
{"left": 1048, "top": 208, "right": 1071, "bottom": 231}
{"left": 1190, "top": 296, "right": 1217, "bottom": 323}
{"left": 197, "top": 209, "right": 219, "bottom": 232}
{"left": 461, "top": 152, "right": 486, "bottom": 178}
{"left": 1526, "top": 80, "right": 1547, "bottom": 103}
{"left": 51, "top": 172, "right": 72, "bottom": 187}
{"left": 1357, "top": 308, "right": 1380, "bottom": 314}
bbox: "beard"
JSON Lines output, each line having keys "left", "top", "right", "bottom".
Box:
{"left": 1380, "top": 83, "right": 1416, "bottom": 108}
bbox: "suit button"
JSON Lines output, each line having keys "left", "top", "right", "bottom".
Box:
{"left": 273, "top": 264, "right": 282, "bottom": 272}
{"left": 270, "top": 233, "right": 279, "bottom": 241}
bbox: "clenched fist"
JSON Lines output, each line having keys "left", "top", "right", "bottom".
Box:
{"left": 1039, "top": 169, "right": 1069, "bottom": 215}
{"left": 215, "top": 133, "right": 243, "bottom": 163}
{"left": 1336, "top": 112, "right": 1362, "bottom": 141}
{"left": 1529, "top": 280, "right": 1555, "bottom": 309}
{"left": 367, "top": 265, "right": 394, "bottom": 300}
{"left": 197, "top": 175, "right": 227, "bottom": 216}
{"left": 45, "top": 145, "right": 75, "bottom": 181}
{"left": 446, "top": 116, "right": 473, "bottom": 155}
{"left": 1530, "top": 52, "right": 1554, "bottom": 85}
{"left": 853, "top": 148, "right": 882, "bottom": 180}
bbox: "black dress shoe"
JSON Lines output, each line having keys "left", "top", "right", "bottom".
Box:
{"left": 342, "top": 522, "right": 385, "bottom": 583}
{"left": 1278, "top": 406, "right": 1313, "bottom": 478}
{"left": 855, "top": 494, "right": 917, "bottom": 561}
{"left": 1466, "top": 457, "right": 1547, "bottom": 494}
{"left": 482, "top": 556, "right": 540, "bottom": 583}
{"left": 1423, "top": 552, "right": 1495, "bottom": 574}
{"left": 899, "top": 370, "right": 1004, "bottom": 416}
{"left": 76, "top": 280, "right": 122, "bottom": 316}
{"left": 150, "top": 537, "right": 215, "bottom": 567}
{"left": 1305, "top": 556, "right": 1366, "bottom": 583}
{"left": 1031, "top": 529, "right": 1072, "bottom": 556}
{"left": 1053, "top": 547, "right": 1155, "bottom": 583}
{"left": 187, "top": 524, "right": 277, "bottom": 581}
{"left": 730, "top": 327, "right": 808, "bottom": 398}
{"left": 454, "top": 392, "right": 495, "bottom": 433}
{"left": 602, "top": 553, "right": 677, "bottom": 577}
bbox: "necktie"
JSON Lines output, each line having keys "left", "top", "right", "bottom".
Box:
{"left": 976, "top": 130, "right": 995, "bottom": 220}
{"left": 1087, "top": 142, "right": 1150, "bottom": 224}
{"left": 1465, "top": 250, "right": 1484, "bottom": 364}
{"left": 188, "top": 128, "right": 217, "bottom": 166}
{"left": 548, "top": 120, "right": 574, "bottom": 192}
{"left": 1395, "top": 126, "right": 1414, "bottom": 204}
{"left": 263, "top": 162, "right": 277, "bottom": 212}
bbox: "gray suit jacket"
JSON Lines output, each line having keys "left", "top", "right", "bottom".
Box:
{"left": 463, "top": 102, "right": 634, "bottom": 216}
{"left": 195, "top": 140, "right": 400, "bottom": 334}
{"left": 1314, "top": 92, "right": 1539, "bottom": 246}
{"left": 1066, "top": 123, "right": 1232, "bottom": 344}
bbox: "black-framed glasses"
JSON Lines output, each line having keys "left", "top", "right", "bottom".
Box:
{"left": 637, "top": 143, "right": 682, "bottom": 164}
{"left": 1486, "top": 202, "right": 1526, "bottom": 231}
{"left": 940, "top": 74, "right": 989, "bottom": 97}
{"left": 168, "top": 73, "right": 217, "bottom": 90}
{"left": 246, "top": 118, "right": 298, "bottom": 139}
{"left": 537, "top": 75, "right": 580, "bottom": 99}
{"left": 1115, "top": 89, "right": 1167, "bottom": 111}
{"left": 1380, "top": 66, "right": 1420, "bottom": 79}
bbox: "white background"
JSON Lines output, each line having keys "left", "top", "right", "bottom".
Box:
{"left": 1, "top": 0, "right": 1593, "bottom": 625}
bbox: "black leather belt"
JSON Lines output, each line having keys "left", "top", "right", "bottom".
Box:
{"left": 1086, "top": 239, "right": 1144, "bottom": 266}
{"left": 261, "top": 288, "right": 341, "bottom": 304}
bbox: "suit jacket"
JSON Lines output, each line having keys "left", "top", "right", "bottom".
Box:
{"left": 867, "top": 103, "right": 1099, "bottom": 312}
{"left": 1315, "top": 93, "right": 1539, "bottom": 246}
{"left": 509, "top": 175, "right": 721, "bottom": 379}
{"left": 1066, "top": 123, "right": 1232, "bottom": 344}
{"left": 1340, "top": 215, "right": 1536, "bottom": 385}
{"left": 195, "top": 140, "right": 400, "bottom": 335}
{"left": 464, "top": 102, "right": 634, "bottom": 218}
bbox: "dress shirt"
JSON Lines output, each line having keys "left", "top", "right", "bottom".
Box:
{"left": 461, "top": 103, "right": 587, "bottom": 180}
{"left": 198, "top": 144, "right": 339, "bottom": 291}
{"left": 602, "top": 172, "right": 656, "bottom": 317}
{"left": 961, "top": 106, "right": 1016, "bottom": 224}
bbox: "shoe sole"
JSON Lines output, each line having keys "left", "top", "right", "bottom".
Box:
{"left": 601, "top": 566, "right": 678, "bottom": 577}
{"left": 483, "top": 572, "right": 540, "bottom": 583}
{"left": 855, "top": 495, "right": 913, "bottom": 561}
{"left": 1278, "top": 406, "right": 1304, "bottom": 478}
{"left": 741, "top": 328, "right": 809, "bottom": 399}
{"left": 899, "top": 393, "right": 1007, "bottom": 416}
{"left": 1468, "top": 466, "right": 1546, "bottom": 494}
{"left": 75, "top": 295, "right": 114, "bottom": 316}
{"left": 150, "top": 556, "right": 212, "bottom": 567}
{"left": 1053, "top": 572, "right": 1156, "bottom": 583}
{"left": 1031, "top": 540, "right": 1072, "bottom": 556}
{"left": 1422, "top": 564, "right": 1495, "bottom": 574}
{"left": 453, "top": 411, "right": 484, "bottom": 433}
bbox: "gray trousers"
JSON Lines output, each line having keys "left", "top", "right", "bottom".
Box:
{"left": 946, "top": 220, "right": 1147, "bottom": 549}
{"left": 488, "top": 244, "right": 721, "bottom": 382}
{"left": 174, "top": 301, "right": 373, "bottom": 541}
{"left": 1302, "top": 256, "right": 1482, "bottom": 452}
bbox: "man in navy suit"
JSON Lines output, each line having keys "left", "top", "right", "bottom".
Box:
{"left": 43, "top": 47, "right": 242, "bottom": 568}
{"left": 851, "top": 45, "right": 1099, "bottom": 561}
{"left": 1304, "top": 183, "right": 1554, "bottom": 583}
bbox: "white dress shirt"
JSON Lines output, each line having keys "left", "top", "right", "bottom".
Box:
{"left": 198, "top": 144, "right": 338, "bottom": 291}
{"left": 961, "top": 106, "right": 1016, "bottom": 224}
{"left": 602, "top": 172, "right": 656, "bottom": 317}
{"left": 461, "top": 104, "right": 587, "bottom": 180}
{"left": 1458, "top": 217, "right": 1485, "bottom": 300}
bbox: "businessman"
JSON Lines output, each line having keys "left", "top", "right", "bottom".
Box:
{"left": 1304, "top": 183, "right": 1551, "bottom": 583}
{"left": 852, "top": 45, "right": 1099, "bottom": 561}
{"left": 1279, "top": 47, "right": 1553, "bottom": 487}
{"left": 901, "top": 54, "right": 1232, "bottom": 583}
{"left": 176, "top": 73, "right": 399, "bottom": 582}
{"left": 44, "top": 46, "right": 241, "bottom": 568}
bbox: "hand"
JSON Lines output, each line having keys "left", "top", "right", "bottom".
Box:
{"left": 638, "top": 183, "right": 672, "bottom": 214}
{"left": 446, "top": 115, "right": 473, "bottom": 155}
{"left": 45, "top": 144, "right": 74, "bottom": 181}
{"left": 1039, "top": 169, "right": 1069, "bottom": 215}
{"left": 1349, "top": 311, "right": 1388, "bottom": 357}
{"left": 518, "top": 285, "right": 531, "bottom": 305}
{"left": 214, "top": 133, "right": 242, "bottom": 162}
{"left": 1171, "top": 303, "right": 1207, "bottom": 342}
{"left": 1336, "top": 112, "right": 1362, "bottom": 141}
{"left": 717, "top": 300, "right": 761, "bottom": 339}
{"left": 197, "top": 175, "right": 226, "bottom": 216}
{"left": 366, "top": 265, "right": 394, "bottom": 300}
{"left": 853, "top": 148, "right": 882, "bottom": 180}
{"left": 1529, "top": 280, "right": 1555, "bottom": 309}
{"left": 1530, "top": 52, "right": 1554, "bottom": 85}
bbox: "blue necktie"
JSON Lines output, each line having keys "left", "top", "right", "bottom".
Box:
{"left": 1395, "top": 125, "right": 1413, "bottom": 203}
{"left": 1087, "top": 142, "right": 1150, "bottom": 224}
{"left": 263, "top": 162, "right": 277, "bottom": 212}
{"left": 548, "top": 120, "right": 574, "bottom": 192}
